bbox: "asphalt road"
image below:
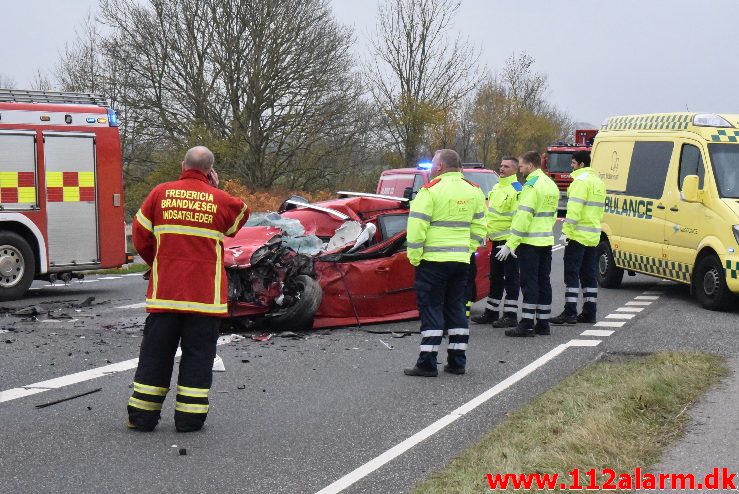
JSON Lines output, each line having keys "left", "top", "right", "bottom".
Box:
{"left": 1, "top": 240, "right": 737, "bottom": 494}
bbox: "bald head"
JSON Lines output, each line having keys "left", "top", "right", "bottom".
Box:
{"left": 183, "top": 146, "right": 214, "bottom": 173}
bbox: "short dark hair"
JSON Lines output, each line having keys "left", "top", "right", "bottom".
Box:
{"left": 501, "top": 155, "right": 519, "bottom": 164}
{"left": 435, "top": 149, "right": 461, "bottom": 169}
{"left": 572, "top": 150, "right": 591, "bottom": 167}
{"left": 520, "top": 151, "right": 541, "bottom": 168}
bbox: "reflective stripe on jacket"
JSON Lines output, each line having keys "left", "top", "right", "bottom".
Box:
{"left": 406, "top": 171, "right": 486, "bottom": 265}
{"left": 562, "top": 167, "right": 606, "bottom": 247}
{"left": 486, "top": 174, "right": 522, "bottom": 241}
{"left": 505, "top": 168, "right": 559, "bottom": 250}
{"left": 133, "top": 169, "right": 249, "bottom": 316}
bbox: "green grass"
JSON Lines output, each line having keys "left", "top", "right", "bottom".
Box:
{"left": 412, "top": 352, "right": 727, "bottom": 493}
{"left": 87, "top": 263, "right": 149, "bottom": 275}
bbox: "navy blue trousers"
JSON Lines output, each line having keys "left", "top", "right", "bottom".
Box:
{"left": 562, "top": 240, "right": 598, "bottom": 317}
{"left": 414, "top": 260, "right": 469, "bottom": 370}
{"left": 517, "top": 244, "right": 552, "bottom": 330}
{"left": 484, "top": 241, "right": 520, "bottom": 319}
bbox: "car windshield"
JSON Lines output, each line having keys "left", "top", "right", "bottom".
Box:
{"left": 546, "top": 152, "right": 573, "bottom": 173}
{"left": 708, "top": 144, "right": 739, "bottom": 198}
{"left": 463, "top": 171, "right": 499, "bottom": 196}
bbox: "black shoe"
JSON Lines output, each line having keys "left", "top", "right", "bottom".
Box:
{"left": 176, "top": 425, "right": 204, "bottom": 433}
{"left": 577, "top": 313, "right": 597, "bottom": 323}
{"left": 443, "top": 364, "right": 465, "bottom": 375}
{"left": 404, "top": 366, "right": 438, "bottom": 377}
{"left": 126, "top": 419, "right": 155, "bottom": 432}
{"left": 505, "top": 325, "right": 535, "bottom": 337}
{"left": 534, "top": 324, "right": 551, "bottom": 335}
{"left": 471, "top": 312, "right": 498, "bottom": 324}
{"left": 492, "top": 315, "right": 517, "bottom": 328}
{"left": 550, "top": 312, "right": 577, "bottom": 325}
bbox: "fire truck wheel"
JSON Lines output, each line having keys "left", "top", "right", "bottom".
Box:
{"left": 268, "top": 275, "right": 322, "bottom": 331}
{"left": 0, "top": 232, "right": 36, "bottom": 301}
{"left": 596, "top": 238, "right": 623, "bottom": 289}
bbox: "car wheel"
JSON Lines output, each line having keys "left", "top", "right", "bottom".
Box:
{"left": 693, "top": 255, "right": 733, "bottom": 311}
{"left": 0, "top": 232, "right": 36, "bottom": 301}
{"left": 267, "top": 275, "right": 322, "bottom": 330}
{"left": 596, "top": 238, "right": 623, "bottom": 289}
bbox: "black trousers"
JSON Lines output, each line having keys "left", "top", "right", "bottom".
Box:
{"left": 562, "top": 240, "right": 598, "bottom": 317}
{"left": 517, "top": 244, "right": 552, "bottom": 329}
{"left": 127, "top": 313, "right": 220, "bottom": 431}
{"left": 415, "top": 260, "right": 469, "bottom": 370}
{"left": 484, "top": 240, "right": 520, "bottom": 319}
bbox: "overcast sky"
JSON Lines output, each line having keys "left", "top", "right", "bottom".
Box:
{"left": 4, "top": 0, "right": 738, "bottom": 127}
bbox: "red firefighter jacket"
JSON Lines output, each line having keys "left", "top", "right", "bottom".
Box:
{"left": 133, "top": 169, "right": 249, "bottom": 316}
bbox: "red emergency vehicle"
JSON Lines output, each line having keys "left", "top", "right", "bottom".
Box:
{"left": 377, "top": 162, "right": 499, "bottom": 200}
{"left": 0, "top": 89, "right": 129, "bottom": 300}
{"left": 542, "top": 129, "right": 598, "bottom": 209}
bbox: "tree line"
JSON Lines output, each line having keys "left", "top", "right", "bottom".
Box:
{"left": 4, "top": 0, "right": 572, "bottom": 216}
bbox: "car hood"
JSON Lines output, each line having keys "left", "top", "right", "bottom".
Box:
{"left": 224, "top": 226, "right": 283, "bottom": 267}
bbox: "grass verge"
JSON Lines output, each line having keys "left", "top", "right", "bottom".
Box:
{"left": 412, "top": 352, "right": 727, "bottom": 493}
{"left": 86, "top": 263, "right": 149, "bottom": 275}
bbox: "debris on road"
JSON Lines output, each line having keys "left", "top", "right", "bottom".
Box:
{"left": 34, "top": 388, "right": 102, "bottom": 409}
{"left": 379, "top": 339, "right": 394, "bottom": 350}
{"left": 251, "top": 333, "right": 273, "bottom": 342}
{"left": 237, "top": 385, "right": 246, "bottom": 390}
{"left": 277, "top": 331, "right": 301, "bottom": 339}
{"left": 13, "top": 306, "right": 41, "bottom": 317}
{"left": 212, "top": 354, "right": 226, "bottom": 372}
{"left": 179, "top": 448, "right": 187, "bottom": 456}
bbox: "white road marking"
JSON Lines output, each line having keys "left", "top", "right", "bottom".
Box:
{"left": 642, "top": 291, "right": 663, "bottom": 295}
{"left": 626, "top": 301, "right": 652, "bottom": 306}
{"left": 594, "top": 321, "right": 626, "bottom": 327}
{"left": 96, "top": 276, "right": 122, "bottom": 280}
{"left": 635, "top": 295, "right": 660, "bottom": 300}
{"left": 80, "top": 280, "right": 99, "bottom": 283}
{"left": 606, "top": 313, "right": 635, "bottom": 320}
{"left": 115, "top": 302, "right": 147, "bottom": 309}
{"left": 580, "top": 329, "right": 614, "bottom": 337}
{"left": 314, "top": 339, "right": 601, "bottom": 494}
{"left": 616, "top": 307, "right": 644, "bottom": 313}
{"left": 42, "top": 319, "right": 79, "bottom": 323}
{"left": 122, "top": 273, "right": 144, "bottom": 277}
{"left": 0, "top": 334, "right": 245, "bottom": 405}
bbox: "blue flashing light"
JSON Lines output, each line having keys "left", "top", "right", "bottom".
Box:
{"left": 107, "top": 108, "right": 120, "bottom": 127}
{"left": 417, "top": 161, "right": 433, "bottom": 170}
{"left": 86, "top": 117, "right": 97, "bottom": 124}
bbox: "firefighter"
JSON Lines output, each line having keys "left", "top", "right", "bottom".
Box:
{"left": 127, "top": 146, "right": 249, "bottom": 432}
{"left": 551, "top": 150, "right": 606, "bottom": 325}
{"left": 471, "top": 156, "right": 522, "bottom": 327}
{"left": 496, "top": 151, "right": 559, "bottom": 337}
{"left": 404, "top": 149, "right": 486, "bottom": 376}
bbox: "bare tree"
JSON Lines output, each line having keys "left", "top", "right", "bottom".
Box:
{"left": 368, "top": 0, "right": 480, "bottom": 167}
{"left": 0, "top": 73, "right": 17, "bottom": 88}
{"left": 30, "top": 70, "right": 54, "bottom": 91}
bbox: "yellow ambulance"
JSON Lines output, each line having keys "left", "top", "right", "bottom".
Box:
{"left": 592, "top": 113, "right": 739, "bottom": 310}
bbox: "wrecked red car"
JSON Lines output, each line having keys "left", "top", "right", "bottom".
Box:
{"left": 224, "top": 193, "right": 492, "bottom": 330}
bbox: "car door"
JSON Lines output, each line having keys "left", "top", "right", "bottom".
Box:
{"left": 662, "top": 140, "right": 709, "bottom": 282}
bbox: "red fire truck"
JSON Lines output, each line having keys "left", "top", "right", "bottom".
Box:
{"left": 542, "top": 129, "right": 598, "bottom": 209}
{"left": 0, "top": 89, "right": 130, "bottom": 300}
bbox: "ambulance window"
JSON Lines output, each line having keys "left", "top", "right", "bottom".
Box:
{"left": 625, "top": 141, "right": 674, "bottom": 199}
{"left": 411, "top": 174, "right": 424, "bottom": 194}
{"left": 678, "top": 144, "right": 705, "bottom": 190}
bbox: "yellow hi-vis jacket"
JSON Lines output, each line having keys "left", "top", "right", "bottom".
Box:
{"left": 562, "top": 167, "right": 606, "bottom": 247}
{"left": 486, "top": 174, "right": 522, "bottom": 241}
{"left": 505, "top": 168, "right": 559, "bottom": 250}
{"left": 407, "top": 171, "right": 486, "bottom": 266}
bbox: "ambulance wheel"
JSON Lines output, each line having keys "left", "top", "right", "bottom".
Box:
{"left": 596, "top": 239, "right": 623, "bottom": 288}
{"left": 268, "top": 275, "right": 322, "bottom": 330}
{"left": 0, "top": 232, "right": 36, "bottom": 301}
{"left": 694, "top": 255, "right": 733, "bottom": 311}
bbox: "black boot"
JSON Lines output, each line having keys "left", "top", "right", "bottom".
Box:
{"left": 505, "top": 322, "right": 535, "bottom": 337}
{"left": 577, "top": 313, "right": 597, "bottom": 323}
{"left": 534, "top": 322, "right": 551, "bottom": 335}
{"left": 471, "top": 311, "right": 498, "bottom": 324}
{"left": 403, "top": 365, "right": 438, "bottom": 377}
{"left": 550, "top": 311, "right": 577, "bottom": 325}
{"left": 492, "top": 315, "right": 517, "bottom": 328}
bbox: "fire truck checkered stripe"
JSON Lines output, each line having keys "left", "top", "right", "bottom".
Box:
{"left": 614, "top": 250, "right": 692, "bottom": 283}
{"left": 710, "top": 129, "right": 739, "bottom": 143}
{"left": 726, "top": 260, "right": 739, "bottom": 280}
{"left": 0, "top": 171, "right": 36, "bottom": 204}
{"left": 603, "top": 113, "right": 692, "bottom": 131}
{"left": 46, "top": 171, "right": 96, "bottom": 202}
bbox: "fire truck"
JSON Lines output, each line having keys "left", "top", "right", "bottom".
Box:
{"left": 542, "top": 129, "right": 598, "bottom": 209}
{"left": 0, "top": 89, "right": 130, "bottom": 300}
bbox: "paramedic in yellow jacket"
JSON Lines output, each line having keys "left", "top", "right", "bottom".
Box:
{"left": 497, "top": 151, "right": 559, "bottom": 337}
{"left": 551, "top": 150, "right": 606, "bottom": 325}
{"left": 471, "top": 156, "right": 522, "bottom": 328}
{"left": 405, "top": 149, "right": 486, "bottom": 376}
